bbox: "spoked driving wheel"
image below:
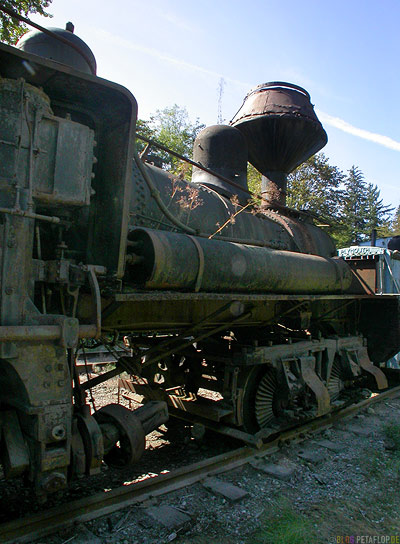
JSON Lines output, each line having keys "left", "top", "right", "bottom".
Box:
{"left": 240, "top": 366, "right": 278, "bottom": 433}
{"left": 327, "top": 359, "right": 345, "bottom": 401}
{"left": 255, "top": 369, "right": 278, "bottom": 429}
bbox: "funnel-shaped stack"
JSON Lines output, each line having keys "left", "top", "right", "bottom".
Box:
{"left": 231, "top": 82, "right": 327, "bottom": 205}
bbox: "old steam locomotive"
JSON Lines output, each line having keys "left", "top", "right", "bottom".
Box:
{"left": 0, "top": 22, "right": 399, "bottom": 498}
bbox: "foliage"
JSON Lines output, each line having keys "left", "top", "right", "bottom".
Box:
{"left": 287, "top": 153, "right": 344, "bottom": 243}
{"left": 335, "top": 166, "right": 393, "bottom": 247}
{"left": 247, "top": 163, "right": 262, "bottom": 194}
{"left": 135, "top": 118, "right": 154, "bottom": 145}
{"left": 247, "top": 498, "right": 317, "bottom": 544}
{"left": 0, "top": 0, "right": 52, "bottom": 45}
{"left": 136, "top": 105, "right": 204, "bottom": 180}
{"left": 287, "top": 153, "right": 344, "bottom": 218}
{"left": 135, "top": 118, "right": 156, "bottom": 160}
{"left": 287, "top": 156, "right": 394, "bottom": 248}
{"left": 392, "top": 206, "right": 400, "bottom": 235}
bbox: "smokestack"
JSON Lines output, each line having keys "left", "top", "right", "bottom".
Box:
{"left": 231, "top": 82, "right": 327, "bottom": 207}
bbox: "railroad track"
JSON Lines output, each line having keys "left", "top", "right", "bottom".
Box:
{"left": 2, "top": 385, "right": 400, "bottom": 544}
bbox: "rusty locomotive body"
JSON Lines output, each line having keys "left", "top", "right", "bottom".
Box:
{"left": 0, "top": 24, "right": 399, "bottom": 498}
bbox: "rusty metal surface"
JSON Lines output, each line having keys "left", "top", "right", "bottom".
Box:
{"left": 0, "top": 40, "right": 137, "bottom": 278}
{"left": 130, "top": 161, "right": 337, "bottom": 258}
{"left": 261, "top": 207, "right": 336, "bottom": 256}
{"left": 300, "top": 356, "right": 331, "bottom": 416}
{"left": 358, "top": 347, "right": 388, "bottom": 390}
{"left": 231, "top": 82, "right": 327, "bottom": 207}
{"left": 345, "top": 259, "right": 377, "bottom": 294}
{"left": 99, "top": 294, "right": 361, "bottom": 333}
{"left": 191, "top": 125, "right": 249, "bottom": 202}
{"left": 127, "top": 227, "right": 352, "bottom": 294}
{"left": 94, "top": 404, "right": 145, "bottom": 466}
{"left": 134, "top": 401, "right": 169, "bottom": 435}
{"left": 0, "top": 410, "right": 30, "bottom": 477}
{"left": 231, "top": 82, "right": 327, "bottom": 175}
{"left": 82, "top": 302, "right": 251, "bottom": 390}
{"left": 76, "top": 410, "right": 104, "bottom": 476}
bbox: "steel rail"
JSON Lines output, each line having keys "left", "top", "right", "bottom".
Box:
{"left": 2, "top": 384, "right": 400, "bottom": 544}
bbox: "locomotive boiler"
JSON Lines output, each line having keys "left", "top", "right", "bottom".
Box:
{"left": 0, "top": 21, "right": 399, "bottom": 498}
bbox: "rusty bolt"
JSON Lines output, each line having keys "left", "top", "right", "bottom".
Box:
{"left": 51, "top": 424, "right": 66, "bottom": 441}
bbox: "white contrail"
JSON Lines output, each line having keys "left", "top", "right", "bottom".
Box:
{"left": 316, "top": 109, "right": 400, "bottom": 152}
{"left": 92, "top": 28, "right": 250, "bottom": 89}
{"left": 91, "top": 27, "right": 400, "bottom": 153}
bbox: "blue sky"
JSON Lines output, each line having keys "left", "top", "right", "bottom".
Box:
{"left": 29, "top": 0, "right": 399, "bottom": 210}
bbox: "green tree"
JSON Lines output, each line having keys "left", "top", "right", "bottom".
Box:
{"left": 287, "top": 153, "right": 344, "bottom": 220}
{"left": 142, "top": 105, "right": 204, "bottom": 175}
{"left": 135, "top": 118, "right": 155, "bottom": 155}
{"left": 0, "top": 1, "right": 52, "bottom": 45}
{"left": 364, "top": 183, "right": 394, "bottom": 239}
{"left": 247, "top": 153, "right": 345, "bottom": 212}
{"left": 336, "top": 166, "right": 393, "bottom": 247}
{"left": 135, "top": 105, "right": 204, "bottom": 180}
{"left": 286, "top": 153, "right": 345, "bottom": 244}
{"left": 392, "top": 205, "right": 400, "bottom": 235}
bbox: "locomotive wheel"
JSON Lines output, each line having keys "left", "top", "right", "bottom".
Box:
{"left": 327, "top": 359, "right": 345, "bottom": 401}
{"left": 255, "top": 369, "right": 278, "bottom": 429}
{"left": 94, "top": 404, "right": 145, "bottom": 468}
{"left": 240, "top": 366, "right": 278, "bottom": 433}
{"left": 76, "top": 411, "right": 104, "bottom": 475}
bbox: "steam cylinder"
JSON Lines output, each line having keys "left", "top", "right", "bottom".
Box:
{"left": 127, "top": 228, "right": 352, "bottom": 294}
